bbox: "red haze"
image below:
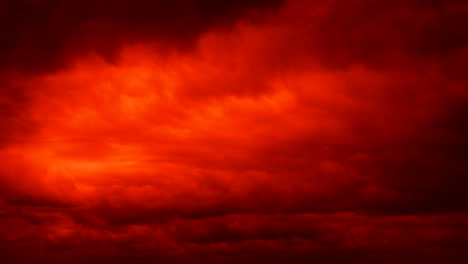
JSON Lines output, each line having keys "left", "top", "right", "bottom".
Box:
{"left": 0, "top": 0, "right": 468, "bottom": 263}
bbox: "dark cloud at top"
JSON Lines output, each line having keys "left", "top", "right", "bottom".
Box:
{"left": 271, "top": 0, "right": 468, "bottom": 72}
{"left": 0, "top": 0, "right": 284, "bottom": 72}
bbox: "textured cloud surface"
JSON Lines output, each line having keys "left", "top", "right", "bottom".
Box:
{"left": 1, "top": 0, "right": 468, "bottom": 263}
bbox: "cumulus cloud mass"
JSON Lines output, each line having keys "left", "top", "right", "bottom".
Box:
{"left": 0, "top": 0, "right": 468, "bottom": 263}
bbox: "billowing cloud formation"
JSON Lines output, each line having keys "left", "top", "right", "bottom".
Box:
{"left": 0, "top": 0, "right": 468, "bottom": 263}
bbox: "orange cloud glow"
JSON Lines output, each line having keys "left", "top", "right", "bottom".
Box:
{"left": 1, "top": 0, "right": 468, "bottom": 263}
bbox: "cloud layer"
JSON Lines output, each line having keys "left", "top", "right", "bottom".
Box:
{"left": 0, "top": 0, "right": 467, "bottom": 263}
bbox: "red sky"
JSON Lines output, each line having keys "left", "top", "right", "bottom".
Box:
{"left": 1, "top": 0, "right": 468, "bottom": 263}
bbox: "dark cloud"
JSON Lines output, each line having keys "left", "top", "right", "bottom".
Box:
{"left": 1, "top": 212, "right": 468, "bottom": 263}
{"left": 0, "top": 0, "right": 283, "bottom": 72}
{"left": 0, "top": 80, "right": 35, "bottom": 146}
{"left": 265, "top": 0, "right": 468, "bottom": 71}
